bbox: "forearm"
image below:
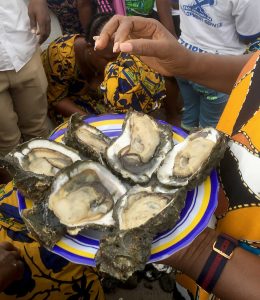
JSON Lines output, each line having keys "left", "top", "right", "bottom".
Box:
{"left": 156, "top": 0, "right": 176, "bottom": 37}
{"left": 163, "top": 228, "right": 260, "bottom": 300}
{"left": 175, "top": 49, "right": 252, "bottom": 94}
{"left": 77, "top": 0, "right": 92, "bottom": 32}
{"left": 54, "top": 98, "right": 86, "bottom": 117}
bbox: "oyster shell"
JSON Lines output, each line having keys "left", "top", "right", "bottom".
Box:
{"left": 96, "top": 185, "right": 187, "bottom": 280}
{"left": 106, "top": 110, "right": 173, "bottom": 184}
{"left": 157, "top": 127, "right": 227, "bottom": 189}
{"left": 21, "top": 200, "right": 66, "bottom": 249}
{"left": 4, "top": 138, "right": 82, "bottom": 202}
{"left": 48, "top": 160, "right": 127, "bottom": 235}
{"left": 64, "top": 113, "right": 111, "bottom": 163}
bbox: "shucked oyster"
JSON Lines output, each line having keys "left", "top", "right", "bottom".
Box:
{"left": 48, "top": 160, "right": 127, "bottom": 235}
{"left": 157, "top": 127, "right": 227, "bottom": 190}
{"left": 4, "top": 138, "right": 81, "bottom": 202}
{"left": 64, "top": 113, "right": 111, "bottom": 163}
{"left": 96, "top": 185, "right": 187, "bottom": 280}
{"left": 106, "top": 110, "right": 173, "bottom": 184}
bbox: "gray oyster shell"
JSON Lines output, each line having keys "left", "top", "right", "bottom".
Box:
{"left": 96, "top": 185, "right": 187, "bottom": 280}
{"left": 48, "top": 160, "right": 127, "bottom": 235}
{"left": 105, "top": 110, "right": 173, "bottom": 184}
{"left": 64, "top": 113, "right": 111, "bottom": 163}
{"left": 4, "top": 138, "right": 82, "bottom": 202}
{"left": 157, "top": 127, "right": 227, "bottom": 190}
{"left": 21, "top": 200, "right": 66, "bottom": 249}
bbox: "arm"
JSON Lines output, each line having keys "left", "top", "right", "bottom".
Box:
{"left": 95, "top": 16, "right": 252, "bottom": 94}
{"left": 54, "top": 97, "right": 87, "bottom": 117}
{"left": 156, "top": 0, "right": 176, "bottom": 37}
{"left": 161, "top": 228, "right": 260, "bottom": 300}
{"left": 0, "top": 242, "right": 24, "bottom": 292}
{"left": 28, "top": 0, "right": 51, "bottom": 44}
{"left": 77, "top": 0, "right": 93, "bottom": 32}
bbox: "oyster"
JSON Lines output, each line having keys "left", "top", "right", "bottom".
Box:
{"left": 21, "top": 200, "right": 66, "bottom": 249}
{"left": 48, "top": 160, "right": 127, "bottom": 235}
{"left": 64, "top": 113, "right": 111, "bottom": 163}
{"left": 106, "top": 110, "right": 173, "bottom": 184}
{"left": 157, "top": 127, "right": 227, "bottom": 190}
{"left": 5, "top": 138, "right": 82, "bottom": 202}
{"left": 96, "top": 185, "right": 187, "bottom": 280}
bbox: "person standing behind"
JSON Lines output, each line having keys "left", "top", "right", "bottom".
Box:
{"left": 177, "top": 0, "right": 260, "bottom": 130}
{"left": 125, "top": 0, "right": 175, "bottom": 35}
{"left": 0, "top": 0, "right": 51, "bottom": 156}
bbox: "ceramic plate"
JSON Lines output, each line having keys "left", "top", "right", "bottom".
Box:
{"left": 18, "top": 114, "right": 218, "bottom": 266}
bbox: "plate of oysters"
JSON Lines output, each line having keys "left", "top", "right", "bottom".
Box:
{"left": 3, "top": 111, "right": 227, "bottom": 281}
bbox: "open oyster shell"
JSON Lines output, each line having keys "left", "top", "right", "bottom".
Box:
{"left": 4, "top": 138, "right": 82, "bottom": 202}
{"left": 48, "top": 160, "right": 127, "bottom": 235}
{"left": 157, "top": 127, "right": 227, "bottom": 190}
{"left": 105, "top": 110, "right": 173, "bottom": 184}
{"left": 64, "top": 113, "right": 111, "bottom": 164}
{"left": 96, "top": 185, "right": 187, "bottom": 280}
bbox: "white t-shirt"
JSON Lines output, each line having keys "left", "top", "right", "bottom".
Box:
{"left": 179, "top": 0, "right": 260, "bottom": 55}
{"left": 0, "top": 0, "right": 37, "bottom": 72}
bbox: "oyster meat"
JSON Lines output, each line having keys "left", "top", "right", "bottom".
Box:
{"left": 64, "top": 113, "right": 111, "bottom": 163}
{"left": 5, "top": 138, "right": 82, "bottom": 201}
{"left": 96, "top": 185, "right": 187, "bottom": 280}
{"left": 48, "top": 160, "right": 127, "bottom": 235}
{"left": 157, "top": 127, "right": 227, "bottom": 189}
{"left": 106, "top": 110, "right": 173, "bottom": 183}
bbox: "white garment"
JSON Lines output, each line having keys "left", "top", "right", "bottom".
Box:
{"left": 0, "top": 0, "right": 37, "bottom": 72}
{"left": 179, "top": 0, "right": 260, "bottom": 55}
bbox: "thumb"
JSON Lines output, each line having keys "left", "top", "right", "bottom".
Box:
{"left": 119, "top": 39, "right": 165, "bottom": 58}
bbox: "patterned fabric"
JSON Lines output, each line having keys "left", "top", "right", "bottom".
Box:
{"left": 176, "top": 51, "right": 260, "bottom": 300}
{"left": 0, "top": 182, "right": 104, "bottom": 300}
{"left": 100, "top": 53, "right": 166, "bottom": 113}
{"left": 47, "top": 0, "right": 114, "bottom": 34}
{"left": 125, "top": 0, "right": 155, "bottom": 16}
{"left": 47, "top": 0, "right": 83, "bottom": 34}
{"left": 41, "top": 34, "right": 106, "bottom": 125}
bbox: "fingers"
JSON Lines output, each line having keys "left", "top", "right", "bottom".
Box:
{"left": 28, "top": 10, "right": 37, "bottom": 34}
{"left": 12, "top": 260, "right": 24, "bottom": 281}
{"left": 118, "top": 39, "right": 168, "bottom": 58}
{"left": 37, "top": 15, "right": 51, "bottom": 45}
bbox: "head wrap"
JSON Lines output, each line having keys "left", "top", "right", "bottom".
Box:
{"left": 100, "top": 53, "right": 166, "bottom": 113}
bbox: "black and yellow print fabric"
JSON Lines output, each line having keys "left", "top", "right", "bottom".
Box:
{"left": 100, "top": 53, "right": 166, "bottom": 113}
{"left": 0, "top": 182, "right": 104, "bottom": 300}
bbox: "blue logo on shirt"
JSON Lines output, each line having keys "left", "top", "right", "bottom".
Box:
{"left": 181, "top": 0, "right": 222, "bottom": 28}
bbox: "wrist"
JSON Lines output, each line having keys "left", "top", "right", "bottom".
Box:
{"left": 177, "top": 228, "right": 218, "bottom": 280}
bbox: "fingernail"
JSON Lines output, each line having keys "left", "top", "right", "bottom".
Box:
{"left": 94, "top": 40, "right": 100, "bottom": 51}
{"left": 31, "top": 28, "right": 36, "bottom": 34}
{"left": 113, "top": 42, "right": 119, "bottom": 53}
{"left": 93, "top": 36, "right": 100, "bottom": 41}
{"left": 119, "top": 42, "right": 133, "bottom": 52}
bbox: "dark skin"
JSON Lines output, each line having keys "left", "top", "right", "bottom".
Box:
{"left": 77, "top": 0, "right": 93, "bottom": 32}
{"left": 28, "top": 0, "right": 51, "bottom": 44}
{"left": 0, "top": 242, "right": 24, "bottom": 292}
{"left": 54, "top": 36, "right": 118, "bottom": 117}
{"left": 95, "top": 16, "right": 260, "bottom": 300}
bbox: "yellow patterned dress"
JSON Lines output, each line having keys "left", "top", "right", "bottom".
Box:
{"left": 42, "top": 34, "right": 166, "bottom": 125}
{"left": 176, "top": 51, "right": 260, "bottom": 299}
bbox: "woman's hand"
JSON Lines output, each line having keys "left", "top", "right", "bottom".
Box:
{"left": 0, "top": 242, "right": 24, "bottom": 292}
{"left": 95, "top": 15, "right": 188, "bottom": 77}
{"left": 95, "top": 15, "right": 251, "bottom": 94}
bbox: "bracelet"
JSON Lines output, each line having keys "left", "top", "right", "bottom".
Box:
{"left": 196, "top": 233, "right": 238, "bottom": 293}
